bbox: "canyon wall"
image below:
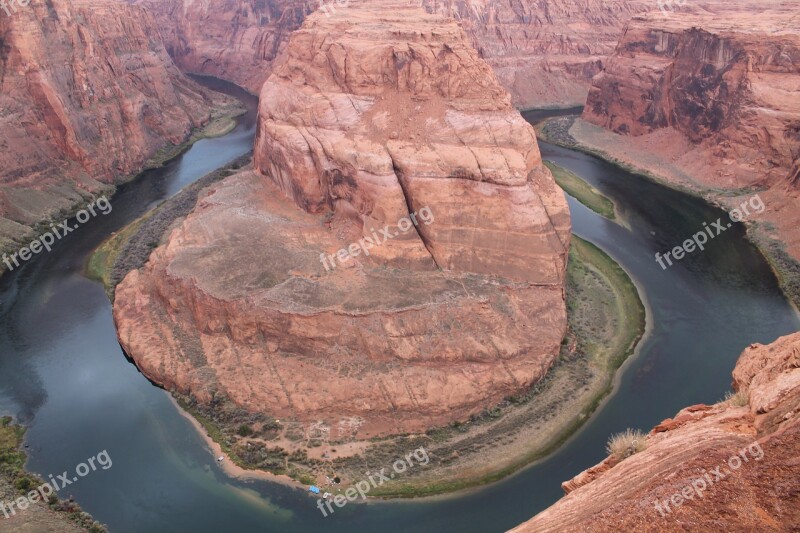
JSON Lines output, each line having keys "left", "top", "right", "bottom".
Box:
{"left": 114, "top": 0, "right": 570, "bottom": 440}
{"left": 511, "top": 332, "right": 800, "bottom": 532}
{"left": 583, "top": 12, "right": 800, "bottom": 189}
{"left": 422, "top": 0, "right": 651, "bottom": 109}
{"left": 0, "top": 0, "right": 224, "bottom": 260}
{"left": 139, "top": 0, "right": 650, "bottom": 108}
{"left": 135, "top": 0, "right": 311, "bottom": 94}
{"left": 580, "top": 9, "right": 800, "bottom": 259}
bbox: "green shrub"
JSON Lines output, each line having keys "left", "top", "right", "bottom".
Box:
{"left": 15, "top": 476, "right": 34, "bottom": 492}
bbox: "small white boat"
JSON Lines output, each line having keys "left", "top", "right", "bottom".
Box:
{"left": 217, "top": 456, "right": 225, "bottom": 462}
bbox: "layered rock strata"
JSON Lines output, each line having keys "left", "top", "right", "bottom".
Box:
{"left": 136, "top": 0, "right": 311, "bottom": 94}
{"left": 0, "top": 0, "right": 225, "bottom": 258}
{"left": 511, "top": 332, "right": 800, "bottom": 532}
{"left": 139, "top": 0, "right": 651, "bottom": 108}
{"left": 422, "top": 0, "right": 652, "bottom": 108}
{"left": 581, "top": 11, "right": 800, "bottom": 258}
{"left": 584, "top": 12, "right": 800, "bottom": 189}
{"left": 114, "top": 0, "right": 570, "bottom": 439}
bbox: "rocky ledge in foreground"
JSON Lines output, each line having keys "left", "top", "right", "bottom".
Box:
{"left": 511, "top": 332, "right": 800, "bottom": 532}
{"left": 113, "top": 0, "right": 570, "bottom": 440}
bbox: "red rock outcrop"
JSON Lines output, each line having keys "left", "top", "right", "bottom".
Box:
{"left": 114, "top": 0, "right": 570, "bottom": 439}
{"left": 584, "top": 11, "right": 800, "bottom": 189}
{"left": 0, "top": 0, "right": 226, "bottom": 257}
{"left": 580, "top": 9, "right": 800, "bottom": 260}
{"left": 422, "top": 0, "right": 652, "bottom": 109}
{"left": 510, "top": 332, "right": 800, "bottom": 532}
{"left": 136, "top": 0, "right": 311, "bottom": 95}
{"left": 139, "top": 0, "right": 651, "bottom": 108}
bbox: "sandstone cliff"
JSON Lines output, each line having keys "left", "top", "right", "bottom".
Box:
{"left": 580, "top": 11, "right": 800, "bottom": 261}
{"left": 139, "top": 0, "right": 650, "bottom": 109}
{"left": 136, "top": 0, "right": 311, "bottom": 95}
{"left": 584, "top": 12, "right": 800, "bottom": 189}
{"left": 114, "top": 0, "right": 570, "bottom": 439}
{"left": 0, "top": 0, "right": 227, "bottom": 259}
{"left": 422, "top": 0, "right": 651, "bottom": 109}
{"left": 510, "top": 332, "right": 800, "bottom": 532}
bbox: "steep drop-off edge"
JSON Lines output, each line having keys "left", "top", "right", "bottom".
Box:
{"left": 511, "top": 331, "right": 800, "bottom": 532}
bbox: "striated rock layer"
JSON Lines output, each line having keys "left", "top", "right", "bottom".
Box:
{"left": 584, "top": 11, "right": 800, "bottom": 189}
{"left": 136, "top": 0, "right": 311, "bottom": 94}
{"left": 0, "top": 0, "right": 224, "bottom": 256}
{"left": 581, "top": 10, "right": 800, "bottom": 258}
{"left": 114, "top": 0, "right": 570, "bottom": 439}
{"left": 139, "top": 0, "right": 650, "bottom": 108}
{"left": 511, "top": 332, "right": 800, "bottom": 532}
{"left": 422, "top": 0, "right": 651, "bottom": 109}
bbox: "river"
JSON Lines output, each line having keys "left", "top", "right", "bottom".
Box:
{"left": 0, "top": 83, "right": 796, "bottom": 532}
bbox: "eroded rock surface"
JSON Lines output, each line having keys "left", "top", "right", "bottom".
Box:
{"left": 0, "top": 0, "right": 223, "bottom": 258}
{"left": 137, "top": 0, "right": 311, "bottom": 94}
{"left": 510, "top": 332, "right": 800, "bottom": 532}
{"left": 139, "top": 0, "right": 650, "bottom": 108}
{"left": 422, "top": 0, "right": 651, "bottom": 108}
{"left": 584, "top": 11, "right": 800, "bottom": 189}
{"left": 114, "top": 0, "right": 570, "bottom": 439}
{"left": 581, "top": 10, "right": 800, "bottom": 259}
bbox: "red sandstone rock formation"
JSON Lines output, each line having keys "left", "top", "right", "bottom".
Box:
{"left": 584, "top": 11, "right": 800, "bottom": 189}
{"left": 137, "top": 0, "right": 311, "bottom": 95}
{"left": 139, "top": 0, "right": 650, "bottom": 108}
{"left": 510, "top": 332, "right": 800, "bottom": 532}
{"left": 422, "top": 0, "right": 651, "bottom": 109}
{"left": 114, "top": 0, "right": 570, "bottom": 439}
{"left": 0, "top": 0, "right": 224, "bottom": 256}
{"left": 581, "top": 8, "right": 800, "bottom": 259}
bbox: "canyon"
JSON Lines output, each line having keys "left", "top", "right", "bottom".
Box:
{"left": 135, "top": 0, "right": 311, "bottom": 95}
{"left": 422, "top": 0, "right": 651, "bottom": 109}
{"left": 511, "top": 332, "right": 800, "bottom": 532}
{"left": 112, "top": 0, "right": 570, "bottom": 440}
{"left": 0, "top": 0, "right": 234, "bottom": 266}
{"left": 138, "top": 0, "right": 651, "bottom": 109}
{"left": 0, "top": 0, "right": 796, "bottom": 530}
{"left": 579, "top": 8, "right": 800, "bottom": 260}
